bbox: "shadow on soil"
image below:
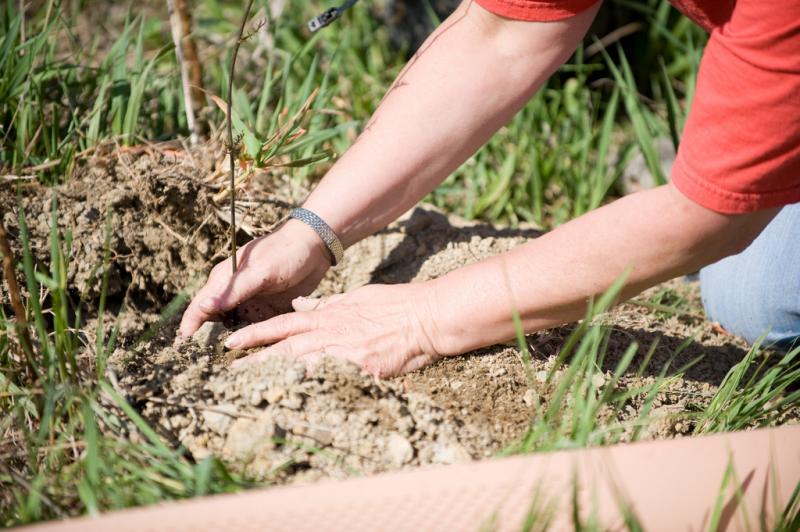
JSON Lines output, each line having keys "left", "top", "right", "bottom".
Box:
{"left": 368, "top": 208, "right": 542, "bottom": 285}
{"left": 531, "top": 323, "right": 751, "bottom": 387}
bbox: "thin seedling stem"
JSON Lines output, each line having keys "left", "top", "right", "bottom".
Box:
{"left": 227, "top": 0, "right": 256, "bottom": 274}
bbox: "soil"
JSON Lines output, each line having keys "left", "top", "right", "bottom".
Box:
{"left": 1, "top": 147, "right": 786, "bottom": 487}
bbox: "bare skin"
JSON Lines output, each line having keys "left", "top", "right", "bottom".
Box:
{"left": 180, "top": 1, "right": 777, "bottom": 377}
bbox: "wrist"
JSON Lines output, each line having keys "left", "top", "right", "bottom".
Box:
{"left": 282, "top": 218, "right": 332, "bottom": 266}
{"left": 419, "top": 270, "right": 517, "bottom": 356}
{"left": 413, "top": 277, "right": 479, "bottom": 357}
{"left": 289, "top": 207, "right": 344, "bottom": 265}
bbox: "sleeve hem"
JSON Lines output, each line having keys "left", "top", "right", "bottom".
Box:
{"left": 671, "top": 157, "right": 800, "bottom": 213}
{"left": 474, "top": 0, "right": 600, "bottom": 22}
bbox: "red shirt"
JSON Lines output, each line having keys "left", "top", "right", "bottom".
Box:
{"left": 474, "top": 0, "right": 800, "bottom": 213}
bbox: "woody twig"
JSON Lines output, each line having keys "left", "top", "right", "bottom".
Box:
{"left": 0, "top": 220, "right": 36, "bottom": 383}
{"left": 167, "top": 0, "right": 205, "bottom": 145}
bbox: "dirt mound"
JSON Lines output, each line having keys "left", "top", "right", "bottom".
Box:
{"left": 112, "top": 327, "right": 488, "bottom": 484}
{"left": 101, "top": 190, "right": 547, "bottom": 483}
{"left": 3, "top": 148, "right": 768, "bottom": 487}
{"left": 0, "top": 148, "right": 290, "bottom": 304}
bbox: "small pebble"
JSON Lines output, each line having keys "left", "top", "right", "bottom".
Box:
{"left": 280, "top": 392, "right": 304, "bottom": 410}
{"left": 284, "top": 367, "right": 304, "bottom": 386}
{"left": 386, "top": 433, "right": 414, "bottom": 466}
{"left": 490, "top": 367, "right": 507, "bottom": 378}
{"left": 249, "top": 390, "right": 263, "bottom": 406}
{"left": 263, "top": 387, "right": 285, "bottom": 405}
{"left": 203, "top": 409, "right": 233, "bottom": 435}
{"left": 431, "top": 442, "right": 470, "bottom": 464}
{"left": 192, "top": 321, "right": 226, "bottom": 350}
{"left": 523, "top": 389, "right": 535, "bottom": 407}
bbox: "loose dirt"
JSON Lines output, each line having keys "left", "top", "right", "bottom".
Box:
{"left": 1, "top": 148, "right": 781, "bottom": 487}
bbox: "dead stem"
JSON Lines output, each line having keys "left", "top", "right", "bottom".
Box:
{"left": 0, "top": 220, "right": 36, "bottom": 382}
{"left": 0, "top": 459, "right": 66, "bottom": 518}
{"left": 227, "top": 0, "right": 256, "bottom": 274}
{"left": 167, "top": 0, "right": 205, "bottom": 145}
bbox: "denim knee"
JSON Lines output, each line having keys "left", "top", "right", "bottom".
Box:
{"left": 699, "top": 203, "right": 800, "bottom": 348}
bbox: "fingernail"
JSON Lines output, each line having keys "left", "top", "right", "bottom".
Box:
{"left": 225, "top": 335, "right": 241, "bottom": 349}
{"left": 199, "top": 298, "right": 218, "bottom": 313}
{"left": 293, "top": 296, "right": 321, "bottom": 311}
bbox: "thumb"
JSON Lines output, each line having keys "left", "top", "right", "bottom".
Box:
{"left": 212, "top": 267, "right": 275, "bottom": 313}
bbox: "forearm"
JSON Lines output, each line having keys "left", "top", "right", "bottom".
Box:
{"left": 304, "top": 1, "right": 598, "bottom": 247}
{"left": 426, "top": 183, "right": 778, "bottom": 354}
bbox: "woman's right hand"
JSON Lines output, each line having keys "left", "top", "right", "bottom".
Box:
{"left": 179, "top": 219, "right": 332, "bottom": 337}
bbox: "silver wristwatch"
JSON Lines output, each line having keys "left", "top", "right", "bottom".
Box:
{"left": 288, "top": 208, "right": 344, "bottom": 266}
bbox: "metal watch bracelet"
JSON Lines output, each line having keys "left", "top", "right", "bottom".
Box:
{"left": 288, "top": 208, "right": 344, "bottom": 266}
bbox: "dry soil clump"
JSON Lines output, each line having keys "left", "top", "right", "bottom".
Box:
{"left": 111, "top": 328, "right": 485, "bottom": 484}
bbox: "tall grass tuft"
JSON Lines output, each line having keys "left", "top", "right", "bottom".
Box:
{"left": 694, "top": 339, "right": 800, "bottom": 435}
{"left": 505, "top": 273, "right": 673, "bottom": 454}
{"left": 0, "top": 206, "right": 248, "bottom": 526}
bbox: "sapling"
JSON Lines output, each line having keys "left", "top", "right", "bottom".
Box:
{"left": 227, "top": 0, "right": 256, "bottom": 273}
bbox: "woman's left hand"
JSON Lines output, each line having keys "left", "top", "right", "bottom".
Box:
{"left": 226, "top": 283, "right": 445, "bottom": 377}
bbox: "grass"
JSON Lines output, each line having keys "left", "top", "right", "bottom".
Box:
{"left": 505, "top": 276, "right": 800, "bottom": 457}
{"left": 0, "top": 0, "right": 797, "bottom": 528}
{"left": 494, "top": 278, "right": 800, "bottom": 530}
{"left": 0, "top": 202, "right": 251, "bottom": 526}
{"left": 505, "top": 274, "right": 670, "bottom": 454}
{"left": 2, "top": 0, "right": 703, "bottom": 227}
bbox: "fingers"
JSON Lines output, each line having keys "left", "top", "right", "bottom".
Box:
{"left": 225, "top": 312, "right": 320, "bottom": 350}
{"left": 205, "top": 267, "right": 274, "bottom": 317}
{"left": 179, "top": 251, "right": 298, "bottom": 337}
{"left": 399, "top": 354, "right": 438, "bottom": 375}
{"left": 236, "top": 298, "right": 279, "bottom": 323}
{"left": 291, "top": 296, "right": 321, "bottom": 312}
{"left": 179, "top": 285, "right": 222, "bottom": 337}
{"left": 230, "top": 333, "right": 325, "bottom": 368}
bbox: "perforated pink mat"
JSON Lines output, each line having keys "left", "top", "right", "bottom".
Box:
{"left": 23, "top": 426, "right": 800, "bottom": 531}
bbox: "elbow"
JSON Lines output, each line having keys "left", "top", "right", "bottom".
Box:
{"left": 465, "top": 1, "right": 599, "bottom": 85}
{"left": 668, "top": 183, "right": 778, "bottom": 267}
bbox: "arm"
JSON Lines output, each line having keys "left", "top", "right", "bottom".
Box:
{"left": 224, "top": 4, "right": 780, "bottom": 377}
{"left": 303, "top": 0, "right": 600, "bottom": 247}
{"left": 212, "top": 0, "right": 780, "bottom": 379}
{"left": 229, "top": 182, "right": 776, "bottom": 377}
{"left": 180, "top": 0, "right": 597, "bottom": 335}
{"left": 423, "top": 183, "right": 778, "bottom": 356}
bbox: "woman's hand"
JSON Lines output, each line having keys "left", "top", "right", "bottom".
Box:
{"left": 226, "top": 283, "right": 446, "bottom": 378}
{"left": 179, "top": 219, "right": 332, "bottom": 337}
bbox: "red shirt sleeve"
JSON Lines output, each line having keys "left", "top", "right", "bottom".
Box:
{"left": 670, "top": 0, "right": 800, "bottom": 213}
{"left": 474, "top": 0, "right": 600, "bottom": 21}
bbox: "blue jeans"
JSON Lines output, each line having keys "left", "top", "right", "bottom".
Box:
{"left": 700, "top": 203, "right": 800, "bottom": 349}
